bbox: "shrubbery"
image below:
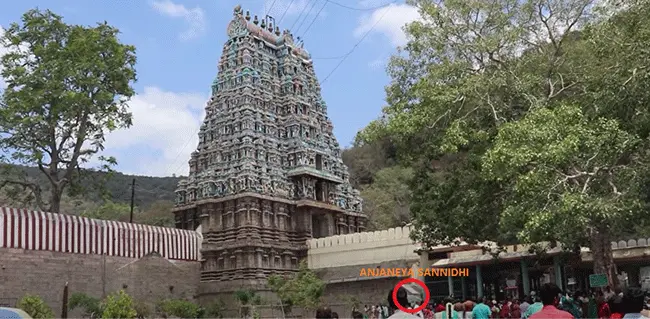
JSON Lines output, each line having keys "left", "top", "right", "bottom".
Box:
{"left": 29, "top": 290, "right": 223, "bottom": 319}
{"left": 101, "top": 290, "right": 137, "bottom": 319}
{"left": 17, "top": 295, "right": 55, "bottom": 319}
{"left": 157, "top": 298, "right": 203, "bottom": 318}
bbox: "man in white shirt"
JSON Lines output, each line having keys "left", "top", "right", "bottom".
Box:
{"left": 388, "top": 287, "right": 420, "bottom": 319}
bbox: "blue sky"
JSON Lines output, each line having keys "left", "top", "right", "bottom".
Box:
{"left": 0, "top": 0, "right": 419, "bottom": 177}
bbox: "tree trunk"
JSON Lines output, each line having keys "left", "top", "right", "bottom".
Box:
{"left": 50, "top": 186, "right": 63, "bottom": 214}
{"left": 590, "top": 227, "right": 619, "bottom": 288}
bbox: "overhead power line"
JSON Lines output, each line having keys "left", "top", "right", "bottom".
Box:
{"left": 166, "top": 125, "right": 201, "bottom": 176}
{"left": 290, "top": 0, "right": 313, "bottom": 30}
{"left": 265, "top": 0, "right": 279, "bottom": 16}
{"left": 278, "top": 0, "right": 296, "bottom": 24}
{"left": 295, "top": 0, "right": 321, "bottom": 34}
{"left": 312, "top": 54, "right": 348, "bottom": 60}
{"left": 308, "top": 0, "right": 397, "bottom": 60}
{"left": 320, "top": 1, "right": 395, "bottom": 85}
{"left": 300, "top": 0, "right": 328, "bottom": 38}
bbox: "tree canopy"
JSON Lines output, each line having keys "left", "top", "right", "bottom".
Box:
{"left": 0, "top": 9, "right": 137, "bottom": 213}
{"left": 267, "top": 261, "right": 325, "bottom": 313}
{"left": 359, "top": 0, "right": 650, "bottom": 286}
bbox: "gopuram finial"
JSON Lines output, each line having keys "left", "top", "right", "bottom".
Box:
{"left": 253, "top": 15, "right": 259, "bottom": 25}
{"left": 233, "top": 4, "right": 242, "bottom": 15}
{"left": 245, "top": 11, "right": 251, "bottom": 20}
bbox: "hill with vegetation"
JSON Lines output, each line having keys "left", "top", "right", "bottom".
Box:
{"left": 0, "top": 165, "right": 182, "bottom": 227}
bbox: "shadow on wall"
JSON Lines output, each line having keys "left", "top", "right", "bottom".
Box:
{"left": 0, "top": 248, "right": 200, "bottom": 313}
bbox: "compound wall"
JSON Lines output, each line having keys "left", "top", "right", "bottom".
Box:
{"left": 0, "top": 248, "right": 200, "bottom": 315}
{"left": 0, "top": 207, "right": 202, "bottom": 314}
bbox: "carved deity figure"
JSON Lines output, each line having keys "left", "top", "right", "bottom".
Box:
{"left": 306, "top": 185, "right": 315, "bottom": 199}
{"left": 328, "top": 192, "right": 336, "bottom": 205}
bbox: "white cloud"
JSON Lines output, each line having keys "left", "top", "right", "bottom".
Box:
{"left": 103, "top": 87, "right": 207, "bottom": 177}
{"left": 358, "top": 0, "right": 391, "bottom": 8}
{"left": 368, "top": 56, "right": 387, "bottom": 70}
{"left": 353, "top": 3, "right": 420, "bottom": 47}
{"left": 150, "top": 0, "right": 206, "bottom": 41}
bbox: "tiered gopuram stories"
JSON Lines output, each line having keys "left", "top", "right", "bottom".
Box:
{"left": 172, "top": 5, "right": 366, "bottom": 296}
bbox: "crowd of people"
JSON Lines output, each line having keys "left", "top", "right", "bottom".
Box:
{"left": 314, "top": 283, "right": 650, "bottom": 319}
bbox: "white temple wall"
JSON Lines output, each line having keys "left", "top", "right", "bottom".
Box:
{"left": 306, "top": 226, "right": 421, "bottom": 269}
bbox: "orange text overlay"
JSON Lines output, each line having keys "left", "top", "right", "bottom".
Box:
{"left": 359, "top": 267, "right": 470, "bottom": 277}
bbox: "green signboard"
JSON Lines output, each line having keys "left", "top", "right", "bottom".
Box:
{"left": 589, "top": 274, "right": 608, "bottom": 287}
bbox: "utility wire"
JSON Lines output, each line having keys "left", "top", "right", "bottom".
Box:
{"left": 321, "top": 1, "right": 395, "bottom": 85}
{"left": 325, "top": 0, "right": 395, "bottom": 11}
{"left": 306, "top": 0, "right": 397, "bottom": 59}
{"left": 289, "top": 0, "right": 313, "bottom": 31}
{"left": 278, "top": 0, "right": 296, "bottom": 24}
{"left": 312, "top": 55, "right": 348, "bottom": 60}
{"left": 265, "top": 0, "right": 279, "bottom": 16}
{"left": 300, "top": 0, "right": 328, "bottom": 38}
{"left": 166, "top": 125, "right": 201, "bottom": 176}
{"left": 295, "top": 0, "right": 320, "bottom": 34}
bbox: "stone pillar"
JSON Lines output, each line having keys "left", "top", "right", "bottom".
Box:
{"left": 347, "top": 216, "right": 356, "bottom": 234}
{"left": 553, "top": 256, "right": 563, "bottom": 290}
{"left": 200, "top": 207, "right": 210, "bottom": 233}
{"left": 476, "top": 265, "right": 484, "bottom": 298}
{"left": 521, "top": 259, "right": 531, "bottom": 295}
{"left": 358, "top": 218, "right": 366, "bottom": 232}
{"left": 208, "top": 205, "right": 218, "bottom": 231}
{"left": 461, "top": 276, "right": 467, "bottom": 300}
{"left": 337, "top": 215, "right": 348, "bottom": 235}
{"left": 325, "top": 214, "right": 335, "bottom": 236}
{"left": 448, "top": 274, "right": 454, "bottom": 297}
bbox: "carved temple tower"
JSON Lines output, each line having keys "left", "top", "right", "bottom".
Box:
{"left": 172, "top": 5, "right": 366, "bottom": 300}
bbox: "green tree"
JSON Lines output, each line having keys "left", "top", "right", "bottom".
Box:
{"left": 137, "top": 200, "right": 175, "bottom": 227}
{"left": 0, "top": 9, "right": 137, "bottom": 213}
{"left": 234, "top": 289, "right": 262, "bottom": 318}
{"left": 361, "top": 166, "right": 414, "bottom": 230}
{"left": 203, "top": 300, "right": 226, "bottom": 319}
{"left": 101, "top": 290, "right": 137, "bottom": 319}
{"left": 267, "top": 261, "right": 325, "bottom": 313}
{"left": 17, "top": 295, "right": 54, "bottom": 319}
{"left": 157, "top": 299, "right": 202, "bottom": 318}
{"left": 68, "top": 292, "right": 102, "bottom": 318}
{"left": 482, "top": 104, "right": 644, "bottom": 286}
{"left": 359, "top": 0, "right": 650, "bottom": 287}
{"left": 81, "top": 200, "right": 131, "bottom": 221}
{"left": 342, "top": 137, "right": 397, "bottom": 188}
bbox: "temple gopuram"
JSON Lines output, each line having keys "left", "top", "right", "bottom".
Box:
{"left": 172, "top": 5, "right": 366, "bottom": 300}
